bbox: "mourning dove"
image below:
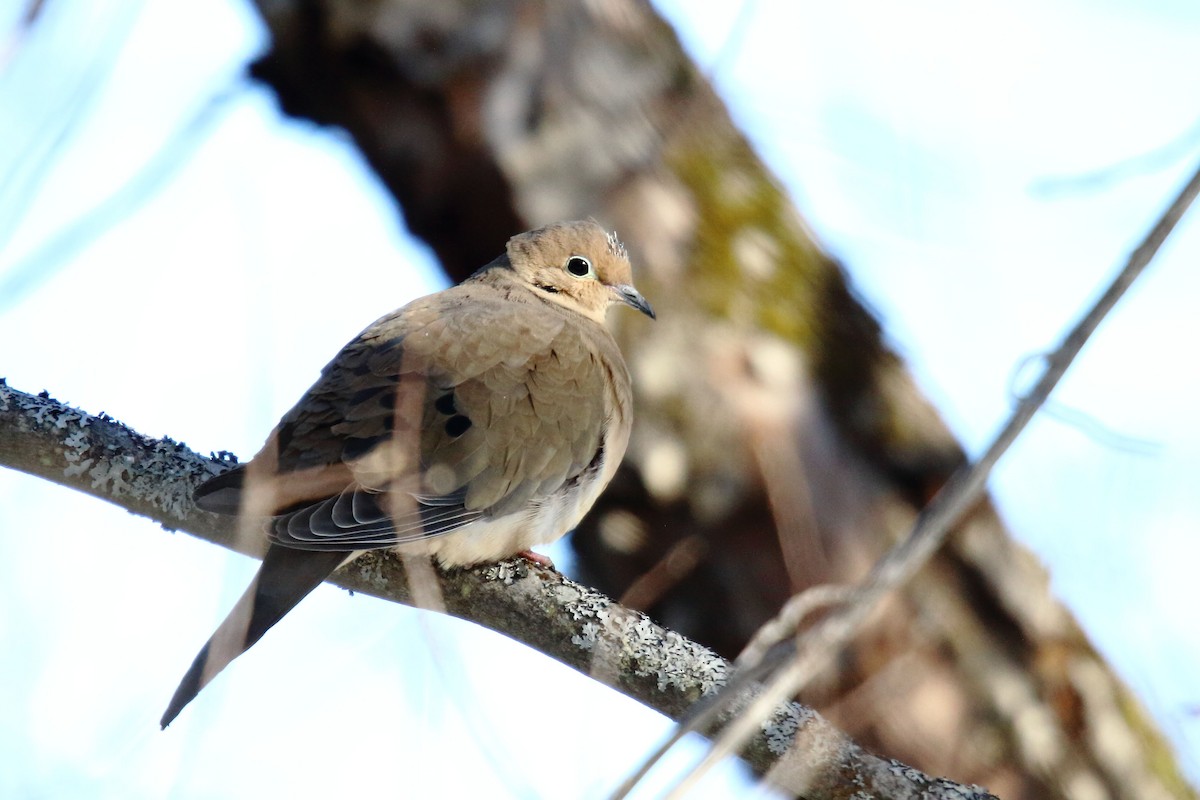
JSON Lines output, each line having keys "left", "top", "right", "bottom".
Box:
{"left": 161, "top": 220, "right": 653, "bottom": 728}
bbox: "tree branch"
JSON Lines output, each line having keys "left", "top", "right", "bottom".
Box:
{"left": 0, "top": 378, "right": 994, "bottom": 799}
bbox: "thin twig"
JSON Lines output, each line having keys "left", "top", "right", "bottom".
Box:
{"left": 0, "top": 81, "right": 245, "bottom": 313}
{"left": 736, "top": 584, "right": 854, "bottom": 668}
{"left": 609, "top": 587, "right": 853, "bottom": 800}
{"left": 636, "top": 158, "right": 1200, "bottom": 797}
{"left": 0, "top": 1, "right": 145, "bottom": 249}
{"left": 707, "top": 0, "right": 761, "bottom": 82}
{"left": 1007, "top": 352, "right": 1163, "bottom": 456}
{"left": 1031, "top": 115, "right": 1200, "bottom": 196}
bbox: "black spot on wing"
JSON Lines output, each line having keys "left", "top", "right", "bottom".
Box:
{"left": 343, "top": 435, "right": 387, "bottom": 460}
{"left": 444, "top": 415, "right": 472, "bottom": 438}
{"left": 434, "top": 392, "right": 457, "bottom": 415}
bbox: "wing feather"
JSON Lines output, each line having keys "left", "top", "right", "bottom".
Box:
{"left": 194, "top": 280, "right": 617, "bottom": 552}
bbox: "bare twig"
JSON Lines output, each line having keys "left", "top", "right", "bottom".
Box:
{"left": 1007, "top": 351, "right": 1163, "bottom": 456}
{"left": 636, "top": 158, "right": 1200, "bottom": 797}
{"left": 0, "top": 0, "right": 48, "bottom": 69}
{"left": 736, "top": 584, "right": 855, "bottom": 669}
{"left": 707, "top": 0, "right": 762, "bottom": 81}
{"left": 0, "top": 81, "right": 244, "bottom": 313}
{"left": 1031, "top": 116, "right": 1200, "bottom": 196}
{"left": 0, "top": 2, "right": 145, "bottom": 251}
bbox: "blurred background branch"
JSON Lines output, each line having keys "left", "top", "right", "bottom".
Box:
{"left": 647, "top": 157, "right": 1200, "bottom": 798}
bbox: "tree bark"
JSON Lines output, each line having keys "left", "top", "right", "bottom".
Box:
{"left": 213, "top": 1, "right": 1197, "bottom": 798}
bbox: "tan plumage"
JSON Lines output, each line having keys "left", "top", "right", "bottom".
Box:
{"left": 161, "top": 220, "right": 653, "bottom": 727}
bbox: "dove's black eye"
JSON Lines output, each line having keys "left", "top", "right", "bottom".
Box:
{"left": 566, "top": 256, "right": 592, "bottom": 278}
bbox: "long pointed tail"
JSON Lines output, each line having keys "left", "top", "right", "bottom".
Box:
{"left": 160, "top": 546, "right": 348, "bottom": 728}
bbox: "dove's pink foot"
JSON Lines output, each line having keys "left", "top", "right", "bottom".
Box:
{"left": 518, "top": 550, "right": 556, "bottom": 569}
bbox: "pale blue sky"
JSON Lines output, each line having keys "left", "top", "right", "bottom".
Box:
{"left": 1, "top": 0, "right": 1198, "bottom": 795}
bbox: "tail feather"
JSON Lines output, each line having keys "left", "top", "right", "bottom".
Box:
{"left": 160, "top": 545, "right": 348, "bottom": 728}
{"left": 192, "top": 466, "right": 247, "bottom": 515}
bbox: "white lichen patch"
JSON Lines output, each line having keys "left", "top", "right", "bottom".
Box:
{"left": 18, "top": 390, "right": 90, "bottom": 433}
{"left": 572, "top": 621, "right": 602, "bottom": 650}
{"left": 4, "top": 383, "right": 228, "bottom": 520}
{"left": 62, "top": 456, "right": 95, "bottom": 478}
{"left": 351, "top": 552, "right": 388, "bottom": 591}
{"left": 559, "top": 583, "right": 614, "bottom": 648}
{"left": 62, "top": 426, "right": 90, "bottom": 455}
{"left": 129, "top": 442, "right": 197, "bottom": 518}
{"left": 761, "top": 702, "right": 812, "bottom": 755}
{"left": 480, "top": 559, "right": 528, "bottom": 585}
{"left": 887, "top": 759, "right": 929, "bottom": 785}
{"left": 568, "top": 594, "right": 730, "bottom": 698}
{"left": 561, "top": 583, "right": 610, "bottom": 622}
{"left": 87, "top": 456, "right": 135, "bottom": 494}
{"left": 4, "top": 389, "right": 98, "bottom": 478}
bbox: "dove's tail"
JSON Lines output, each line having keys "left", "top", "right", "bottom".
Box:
{"left": 160, "top": 545, "right": 348, "bottom": 728}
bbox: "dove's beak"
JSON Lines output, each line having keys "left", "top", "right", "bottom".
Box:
{"left": 612, "top": 284, "right": 656, "bottom": 320}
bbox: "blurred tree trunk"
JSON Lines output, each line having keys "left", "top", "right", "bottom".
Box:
{"left": 245, "top": 1, "right": 1193, "bottom": 798}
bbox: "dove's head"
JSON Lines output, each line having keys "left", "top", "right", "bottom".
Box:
{"left": 506, "top": 220, "right": 655, "bottom": 324}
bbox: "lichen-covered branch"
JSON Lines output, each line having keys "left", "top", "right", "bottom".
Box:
{"left": 0, "top": 379, "right": 994, "bottom": 799}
